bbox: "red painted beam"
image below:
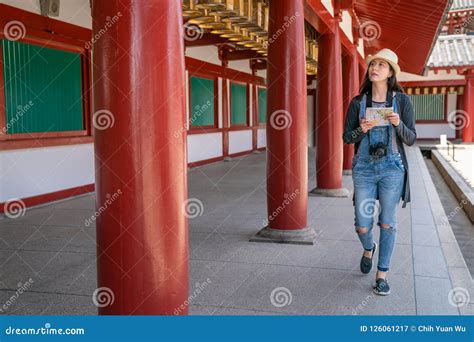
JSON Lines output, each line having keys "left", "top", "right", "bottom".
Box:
{"left": 92, "top": 0, "right": 189, "bottom": 315}
{"left": 0, "top": 3, "right": 91, "bottom": 41}
{"left": 250, "top": 59, "right": 267, "bottom": 71}
{"left": 186, "top": 56, "right": 265, "bottom": 85}
{"left": 0, "top": 184, "right": 94, "bottom": 213}
{"left": 184, "top": 33, "right": 228, "bottom": 47}
{"left": 0, "top": 136, "right": 94, "bottom": 151}
{"left": 340, "top": 0, "right": 354, "bottom": 10}
{"left": 304, "top": 0, "right": 334, "bottom": 35}
{"left": 221, "top": 49, "right": 262, "bottom": 61}
{"left": 400, "top": 79, "right": 466, "bottom": 88}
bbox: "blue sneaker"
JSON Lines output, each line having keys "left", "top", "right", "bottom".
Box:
{"left": 373, "top": 278, "right": 391, "bottom": 296}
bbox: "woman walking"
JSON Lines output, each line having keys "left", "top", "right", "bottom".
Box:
{"left": 343, "top": 48, "right": 417, "bottom": 296}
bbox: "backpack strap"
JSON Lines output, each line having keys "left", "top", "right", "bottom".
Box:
{"left": 392, "top": 91, "right": 398, "bottom": 114}
{"left": 360, "top": 91, "right": 399, "bottom": 118}
{"left": 359, "top": 93, "right": 367, "bottom": 120}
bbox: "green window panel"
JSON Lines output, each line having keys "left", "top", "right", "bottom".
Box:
{"left": 190, "top": 76, "right": 215, "bottom": 127}
{"left": 407, "top": 94, "right": 445, "bottom": 121}
{"left": 2, "top": 40, "right": 84, "bottom": 134}
{"left": 231, "top": 82, "right": 247, "bottom": 125}
{"left": 258, "top": 87, "right": 267, "bottom": 124}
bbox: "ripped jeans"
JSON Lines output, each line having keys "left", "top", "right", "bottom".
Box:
{"left": 352, "top": 152, "right": 405, "bottom": 272}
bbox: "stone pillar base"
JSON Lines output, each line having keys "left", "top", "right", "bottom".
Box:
{"left": 250, "top": 226, "right": 316, "bottom": 245}
{"left": 309, "top": 187, "right": 350, "bottom": 197}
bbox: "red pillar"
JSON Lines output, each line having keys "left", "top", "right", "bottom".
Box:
{"left": 251, "top": 67, "right": 258, "bottom": 151}
{"left": 342, "top": 44, "right": 359, "bottom": 173}
{"left": 92, "top": 1, "right": 189, "bottom": 314}
{"left": 448, "top": 20, "right": 455, "bottom": 35}
{"left": 253, "top": 82, "right": 259, "bottom": 150}
{"left": 359, "top": 59, "right": 367, "bottom": 86}
{"left": 310, "top": 19, "right": 349, "bottom": 197}
{"left": 456, "top": 92, "right": 464, "bottom": 140}
{"left": 220, "top": 48, "right": 231, "bottom": 160}
{"left": 462, "top": 72, "right": 474, "bottom": 143}
{"left": 222, "top": 78, "right": 230, "bottom": 158}
{"left": 251, "top": 0, "right": 315, "bottom": 244}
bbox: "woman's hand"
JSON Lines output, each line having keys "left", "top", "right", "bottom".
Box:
{"left": 359, "top": 119, "right": 376, "bottom": 133}
{"left": 386, "top": 112, "right": 401, "bottom": 127}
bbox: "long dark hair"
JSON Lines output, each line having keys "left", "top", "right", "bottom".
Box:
{"left": 358, "top": 65, "right": 404, "bottom": 96}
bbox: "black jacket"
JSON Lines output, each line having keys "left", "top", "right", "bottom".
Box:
{"left": 342, "top": 91, "right": 417, "bottom": 208}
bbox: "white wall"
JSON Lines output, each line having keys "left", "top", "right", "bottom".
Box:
{"left": 229, "top": 130, "right": 253, "bottom": 154}
{"left": 0, "top": 0, "right": 92, "bottom": 29}
{"left": 0, "top": 143, "right": 95, "bottom": 202}
{"left": 257, "top": 128, "right": 266, "bottom": 149}
{"left": 340, "top": 10, "right": 353, "bottom": 43}
{"left": 186, "top": 46, "right": 221, "bottom": 66}
{"left": 416, "top": 124, "right": 456, "bottom": 139}
{"left": 187, "top": 133, "right": 223, "bottom": 163}
{"left": 256, "top": 69, "right": 266, "bottom": 79}
{"left": 321, "top": 0, "right": 334, "bottom": 16}
{"left": 357, "top": 39, "right": 365, "bottom": 58}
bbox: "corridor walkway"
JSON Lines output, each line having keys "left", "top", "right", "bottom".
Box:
{"left": 0, "top": 145, "right": 472, "bottom": 315}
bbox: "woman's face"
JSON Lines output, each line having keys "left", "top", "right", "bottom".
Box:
{"left": 368, "top": 59, "right": 393, "bottom": 83}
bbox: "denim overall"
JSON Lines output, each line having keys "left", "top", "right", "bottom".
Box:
{"left": 352, "top": 92, "right": 405, "bottom": 272}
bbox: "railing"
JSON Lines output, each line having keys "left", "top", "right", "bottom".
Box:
{"left": 446, "top": 140, "right": 457, "bottom": 162}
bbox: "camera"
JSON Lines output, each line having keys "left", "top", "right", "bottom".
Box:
{"left": 369, "top": 142, "right": 387, "bottom": 158}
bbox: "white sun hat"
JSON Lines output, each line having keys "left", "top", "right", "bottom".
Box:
{"left": 366, "top": 48, "right": 401, "bottom": 77}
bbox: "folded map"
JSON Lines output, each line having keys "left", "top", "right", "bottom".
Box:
{"left": 365, "top": 107, "right": 393, "bottom": 126}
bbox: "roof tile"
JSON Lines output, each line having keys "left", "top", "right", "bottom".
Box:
{"left": 428, "top": 34, "right": 474, "bottom": 67}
